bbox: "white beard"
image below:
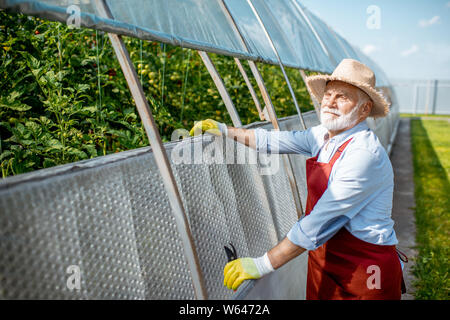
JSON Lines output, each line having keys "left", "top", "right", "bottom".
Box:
{"left": 320, "top": 104, "right": 362, "bottom": 131}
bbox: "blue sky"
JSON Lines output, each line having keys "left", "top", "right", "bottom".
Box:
{"left": 300, "top": 0, "right": 450, "bottom": 81}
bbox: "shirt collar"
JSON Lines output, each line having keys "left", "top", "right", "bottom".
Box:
{"left": 323, "top": 120, "right": 369, "bottom": 145}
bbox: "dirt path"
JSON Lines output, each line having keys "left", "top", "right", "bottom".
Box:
{"left": 390, "top": 118, "right": 418, "bottom": 300}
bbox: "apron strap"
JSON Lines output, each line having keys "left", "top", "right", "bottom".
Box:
{"left": 328, "top": 137, "right": 354, "bottom": 167}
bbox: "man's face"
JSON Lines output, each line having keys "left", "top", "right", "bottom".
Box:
{"left": 320, "top": 80, "right": 365, "bottom": 132}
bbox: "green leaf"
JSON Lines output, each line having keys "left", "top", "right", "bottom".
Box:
{"left": 28, "top": 54, "right": 40, "bottom": 69}
{"left": 83, "top": 144, "right": 98, "bottom": 157}
{"left": 46, "top": 139, "right": 63, "bottom": 149}
{"left": 81, "top": 57, "right": 96, "bottom": 66}
{"left": 7, "top": 90, "right": 22, "bottom": 102}
{"left": 43, "top": 158, "right": 56, "bottom": 168}
{"left": 55, "top": 70, "right": 68, "bottom": 82}
{"left": 66, "top": 147, "right": 87, "bottom": 159}
{"left": 0, "top": 151, "right": 13, "bottom": 161}
{"left": 76, "top": 84, "right": 90, "bottom": 92}
{"left": 25, "top": 161, "right": 35, "bottom": 168}
{"left": 20, "top": 139, "right": 33, "bottom": 146}
{"left": 45, "top": 70, "right": 57, "bottom": 85}
{"left": 0, "top": 102, "right": 32, "bottom": 112}
{"left": 82, "top": 106, "right": 97, "bottom": 113}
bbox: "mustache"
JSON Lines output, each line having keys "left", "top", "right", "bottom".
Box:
{"left": 321, "top": 107, "right": 342, "bottom": 116}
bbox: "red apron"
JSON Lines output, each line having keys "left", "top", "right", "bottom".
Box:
{"left": 305, "top": 138, "right": 403, "bottom": 300}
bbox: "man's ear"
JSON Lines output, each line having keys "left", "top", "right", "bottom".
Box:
{"left": 361, "top": 100, "right": 373, "bottom": 116}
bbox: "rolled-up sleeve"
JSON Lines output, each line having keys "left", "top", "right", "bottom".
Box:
{"left": 254, "top": 127, "right": 312, "bottom": 155}
{"left": 287, "top": 148, "right": 388, "bottom": 250}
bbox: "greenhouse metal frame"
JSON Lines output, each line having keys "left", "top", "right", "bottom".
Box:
{"left": 0, "top": 0, "right": 399, "bottom": 300}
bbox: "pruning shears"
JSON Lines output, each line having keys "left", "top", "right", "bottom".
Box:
{"left": 224, "top": 242, "right": 238, "bottom": 262}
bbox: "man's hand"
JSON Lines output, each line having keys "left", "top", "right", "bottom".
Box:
{"left": 189, "top": 119, "right": 227, "bottom": 136}
{"left": 189, "top": 119, "right": 259, "bottom": 150}
{"left": 223, "top": 238, "right": 306, "bottom": 291}
{"left": 223, "top": 258, "right": 261, "bottom": 290}
{"left": 223, "top": 254, "right": 274, "bottom": 291}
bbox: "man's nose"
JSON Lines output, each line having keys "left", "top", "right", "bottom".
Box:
{"left": 323, "top": 96, "right": 337, "bottom": 109}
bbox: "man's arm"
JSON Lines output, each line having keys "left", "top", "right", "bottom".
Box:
{"left": 226, "top": 126, "right": 312, "bottom": 155}
{"left": 226, "top": 126, "right": 257, "bottom": 150}
{"left": 189, "top": 119, "right": 314, "bottom": 155}
{"left": 267, "top": 237, "right": 306, "bottom": 269}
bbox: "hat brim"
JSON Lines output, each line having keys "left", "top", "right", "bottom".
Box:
{"left": 305, "top": 75, "right": 390, "bottom": 118}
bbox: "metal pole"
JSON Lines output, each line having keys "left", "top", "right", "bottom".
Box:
{"left": 247, "top": 61, "right": 280, "bottom": 128}
{"left": 246, "top": 0, "right": 307, "bottom": 130}
{"left": 299, "top": 69, "right": 321, "bottom": 119}
{"left": 234, "top": 57, "right": 265, "bottom": 120}
{"left": 219, "top": 0, "right": 304, "bottom": 218}
{"left": 413, "top": 84, "right": 418, "bottom": 115}
{"left": 425, "top": 79, "right": 431, "bottom": 115}
{"left": 247, "top": 60, "right": 304, "bottom": 218}
{"left": 94, "top": 0, "right": 207, "bottom": 299}
{"left": 431, "top": 79, "right": 438, "bottom": 115}
{"left": 290, "top": 0, "right": 331, "bottom": 120}
{"left": 218, "top": 0, "right": 278, "bottom": 127}
{"left": 197, "top": 50, "right": 242, "bottom": 127}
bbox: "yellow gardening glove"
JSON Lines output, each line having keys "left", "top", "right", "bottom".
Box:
{"left": 223, "top": 258, "right": 261, "bottom": 291}
{"left": 189, "top": 119, "right": 227, "bottom": 137}
{"left": 223, "top": 254, "right": 274, "bottom": 291}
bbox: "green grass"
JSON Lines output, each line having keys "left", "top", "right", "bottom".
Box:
{"left": 410, "top": 119, "right": 450, "bottom": 300}
{"left": 401, "top": 113, "right": 450, "bottom": 118}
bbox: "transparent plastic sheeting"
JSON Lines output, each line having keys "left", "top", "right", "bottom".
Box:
{"left": 0, "top": 0, "right": 257, "bottom": 61}
{"left": 0, "top": 0, "right": 391, "bottom": 84}
{"left": 223, "top": 0, "right": 334, "bottom": 71}
{"left": 0, "top": 108, "right": 400, "bottom": 300}
{"left": 351, "top": 45, "right": 391, "bottom": 89}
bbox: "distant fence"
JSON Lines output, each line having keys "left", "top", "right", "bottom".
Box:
{"left": 391, "top": 79, "right": 450, "bottom": 115}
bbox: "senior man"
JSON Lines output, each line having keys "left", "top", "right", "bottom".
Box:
{"left": 189, "top": 59, "right": 405, "bottom": 300}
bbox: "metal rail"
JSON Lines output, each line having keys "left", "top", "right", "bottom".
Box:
{"left": 299, "top": 69, "right": 321, "bottom": 118}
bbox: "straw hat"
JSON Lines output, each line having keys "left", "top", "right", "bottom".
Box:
{"left": 305, "top": 59, "right": 390, "bottom": 118}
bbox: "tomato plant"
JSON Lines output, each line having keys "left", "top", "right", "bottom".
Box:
{"left": 0, "top": 11, "right": 314, "bottom": 178}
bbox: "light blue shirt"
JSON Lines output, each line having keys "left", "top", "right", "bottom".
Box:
{"left": 254, "top": 121, "right": 398, "bottom": 251}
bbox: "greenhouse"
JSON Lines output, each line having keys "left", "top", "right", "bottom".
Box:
{"left": 0, "top": 0, "right": 404, "bottom": 300}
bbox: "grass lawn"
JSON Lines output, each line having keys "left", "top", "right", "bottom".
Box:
{"left": 401, "top": 113, "right": 450, "bottom": 118}
{"left": 410, "top": 119, "right": 450, "bottom": 300}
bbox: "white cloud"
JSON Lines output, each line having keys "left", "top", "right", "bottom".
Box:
{"left": 418, "top": 16, "right": 440, "bottom": 27}
{"left": 447, "top": 2, "right": 450, "bottom": 8}
{"left": 362, "top": 44, "right": 379, "bottom": 55}
{"left": 401, "top": 45, "right": 419, "bottom": 57}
